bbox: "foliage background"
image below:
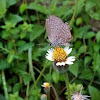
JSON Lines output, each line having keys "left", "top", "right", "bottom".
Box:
{"left": 0, "top": 0, "right": 100, "bottom": 100}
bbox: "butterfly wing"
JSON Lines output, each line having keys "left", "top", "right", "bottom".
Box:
{"left": 46, "top": 15, "right": 64, "bottom": 44}
{"left": 53, "top": 22, "right": 72, "bottom": 46}
{"left": 60, "top": 22, "right": 72, "bottom": 43}
{"left": 46, "top": 15, "right": 72, "bottom": 46}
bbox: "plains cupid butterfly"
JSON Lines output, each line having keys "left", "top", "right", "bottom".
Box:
{"left": 46, "top": 15, "right": 73, "bottom": 47}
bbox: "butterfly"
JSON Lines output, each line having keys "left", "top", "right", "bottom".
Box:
{"left": 46, "top": 15, "right": 73, "bottom": 47}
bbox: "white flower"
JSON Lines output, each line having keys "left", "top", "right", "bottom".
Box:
{"left": 42, "top": 82, "right": 50, "bottom": 93}
{"left": 71, "top": 89, "right": 90, "bottom": 100}
{"left": 41, "top": 82, "right": 50, "bottom": 88}
{"left": 46, "top": 46, "right": 75, "bottom": 66}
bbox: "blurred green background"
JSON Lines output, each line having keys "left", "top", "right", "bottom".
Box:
{"left": 0, "top": 0, "right": 100, "bottom": 100}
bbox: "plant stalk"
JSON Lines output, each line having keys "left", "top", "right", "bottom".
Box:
{"left": 25, "top": 61, "right": 49, "bottom": 99}
{"left": 28, "top": 47, "right": 35, "bottom": 82}
{"left": 64, "top": 72, "right": 71, "bottom": 100}
{"left": 2, "top": 70, "right": 9, "bottom": 100}
{"left": 47, "top": 92, "right": 50, "bottom": 100}
{"left": 70, "top": 0, "right": 79, "bottom": 27}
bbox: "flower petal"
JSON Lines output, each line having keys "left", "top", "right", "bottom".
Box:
{"left": 56, "top": 62, "right": 66, "bottom": 66}
{"left": 64, "top": 46, "right": 69, "bottom": 53}
{"left": 65, "top": 56, "right": 75, "bottom": 65}
{"left": 64, "top": 47, "right": 72, "bottom": 55}
{"left": 45, "top": 48, "right": 54, "bottom": 61}
{"left": 67, "top": 48, "right": 72, "bottom": 55}
{"left": 41, "top": 85, "right": 45, "bottom": 87}
{"left": 65, "top": 61, "right": 73, "bottom": 65}
{"left": 67, "top": 56, "right": 75, "bottom": 61}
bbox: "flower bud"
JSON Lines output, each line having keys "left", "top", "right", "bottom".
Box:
{"left": 41, "top": 94, "right": 47, "bottom": 100}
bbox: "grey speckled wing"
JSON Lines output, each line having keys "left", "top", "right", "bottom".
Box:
{"left": 46, "top": 15, "right": 72, "bottom": 47}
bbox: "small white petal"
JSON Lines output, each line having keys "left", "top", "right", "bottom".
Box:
{"left": 45, "top": 48, "right": 54, "bottom": 61}
{"left": 64, "top": 46, "right": 69, "bottom": 53}
{"left": 71, "top": 90, "right": 90, "bottom": 100}
{"left": 67, "top": 48, "right": 72, "bottom": 55}
{"left": 41, "top": 85, "right": 45, "bottom": 87}
{"left": 46, "top": 55, "right": 54, "bottom": 61}
{"left": 65, "top": 61, "right": 73, "bottom": 65}
{"left": 65, "top": 56, "right": 75, "bottom": 65}
{"left": 67, "top": 56, "right": 75, "bottom": 59}
{"left": 64, "top": 47, "right": 72, "bottom": 55}
{"left": 56, "top": 62, "right": 66, "bottom": 66}
{"left": 67, "top": 56, "right": 75, "bottom": 61}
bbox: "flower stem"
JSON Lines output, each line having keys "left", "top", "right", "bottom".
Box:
{"left": 47, "top": 92, "right": 50, "bottom": 100}
{"left": 70, "top": 0, "right": 79, "bottom": 27}
{"left": 26, "top": 83, "right": 29, "bottom": 100}
{"left": 28, "top": 47, "right": 35, "bottom": 82}
{"left": 64, "top": 72, "right": 71, "bottom": 100}
{"left": 25, "top": 61, "right": 49, "bottom": 99}
{"left": 34, "top": 66, "right": 59, "bottom": 100}
{"left": 2, "top": 70, "right": 9, "bottom": 100}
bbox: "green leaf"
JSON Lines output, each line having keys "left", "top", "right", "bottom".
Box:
{"left": 92, "top": 53, "right": 100, "bottom": 71}
{"left": 49, "top": 0, "right": 57, "bottom": 13}
{"left": 78, "top": 45, "right": 86, "bottom": 54}
{"left": 77, "top": 25, "right": 90, "bottom": 38}
{"left": 32, "top": 48, "right": 42, "bottom": 61}
{"left": 9, "top": 92, "right": 23, "bottom": 100}
{"left": 13, "top": 83, "right": 21, "bottom": 93}
{"left": 31, "top": 88, "right": 41, "bottom": 95}
{"left": 76, "top": 0, "right": 85, "bottom": 15}
{"left": 6, "top": 0, "right": 19, "bottom": 8}
{"left": 18, "top": 43, "right": 34, "bottom": 52}
{"left": 11, "top": 66, "right": 31, "bottom": 85}
{"left": 82, "top": 13, "right": 90, "bottom": 24}
{"left": 16, "top": 41, "right": 26, "bottom": 47}
{"left": 93, "top": 43, "right": 100, "bottom": 52}
{"left": 85, "top": 0, "right": 95, "bottom": 12}
{"left": 52, "top": 71, "right": 59, "bottom": 83}
{"left": 84, "top": 56, "right": 91, "bottom": 66}
{"left": 52, "top": 6, "right": 71, "bottom": 17}
{"left": 91, "top": 12, "right": 100, "bottom": 20}
{"left": 5, "top": 14, "right": 23, "bottom": 26}
{"left": 0, "top": 60, "right": 10, "bottom": 70}
{"left": 96, "top": 31, "right": 100, "bottom": 43}
{"left": 76, "top": 17, "right": 83, "bottom": 26}
{"left": 30, "top": 25, "right": 45, "bottom": 41}
{"left": 97, "top": 68, "right": 100, "bottom": 79}
{"left": 0, "top": 42, "right": 3, "bottom": 47}
{"left": 85, "top": 32, "right": 95, "bottom": 39}
{"left": 0, "top": 0, "right": 7, "bottom": 18}
{"left": 59, "top": 75, "right": 64, "bottom": 81}
{"left": 69, "top": 63, "right": 79, "bottom": 76}
{"left": 20, "top": 32, "right": 26, "bottom": 39}
{"left": 22, "top": 74, "right": 31, "bottom": 85}
{"left": 75, "top": 40, "right": 82, "bottom": 49}
{"left": 79, "top": 69, "right": 93, "bottom": 80}
{"left": 7, "top": 54, "right": 14, "bottom": 63}
{"left": 85, "top": 0, "right": 100, "bottom": 20}
{"left": 7, "top": 50, "right": 15, "bottom": 63}
{"left": 30, "top": 88, "right": 41, "bottom": 100}
{"left": 27, "top": 2, "right": 48, "bottom": 15}
{"left": 88, "top": 85, "right": 100, "bottom": 100}
{"left": 20, "top": 3, "right": 27, "bottom": 14}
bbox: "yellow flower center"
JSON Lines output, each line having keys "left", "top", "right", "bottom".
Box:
{"left": 45, "top": 83, "right": 50, "bottom": 88}
{"left": 53, "top": 47, "right": 67, "bottom": 62}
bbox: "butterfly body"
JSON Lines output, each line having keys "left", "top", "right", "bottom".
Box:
{"left": 46, "top": 15, "right": 72, "bottom": 47}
